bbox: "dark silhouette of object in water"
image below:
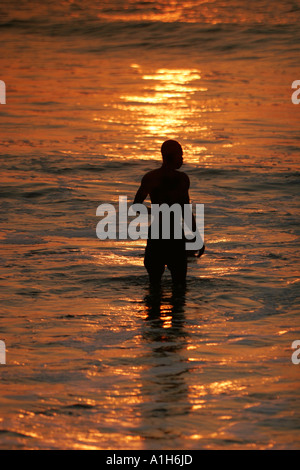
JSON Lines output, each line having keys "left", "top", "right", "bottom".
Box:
{"left": 140, "top": 283, "right": 191, "bottom": 432}
{"left": 134, "top": 140, "right": 205, "bottom": 286}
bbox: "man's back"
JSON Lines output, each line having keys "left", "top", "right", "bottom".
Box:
{"left": 141, "top": 167, "right": 190, "bottom": 206}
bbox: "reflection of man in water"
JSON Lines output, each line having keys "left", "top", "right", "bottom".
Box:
{"left": 134, "top": 139, "right": 204, "bottom": 286}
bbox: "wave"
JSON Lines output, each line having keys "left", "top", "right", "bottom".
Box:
{"left": 1, "top": 17, "right": 299, "bottom": 55}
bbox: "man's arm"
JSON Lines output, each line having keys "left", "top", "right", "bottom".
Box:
{"left": 181, "top": 173, "right": 197, "bottom": 232}
{"left": 133, "top": 174, "right": 150, "bottom": 204}
{"left": 182, "top": 173, "right": 205, "bottom": 256}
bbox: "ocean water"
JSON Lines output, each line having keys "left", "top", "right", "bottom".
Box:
{"left": 0, "top": 0, "right": 299, "bottom": 449}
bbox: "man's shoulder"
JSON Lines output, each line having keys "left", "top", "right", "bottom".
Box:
{"left": 141, "top": 168, "right": 189, "bottom": 186}
{"left": 176, "top": 170, "right": 190, "bottom": 186}
{"left": 140, "top": 169, "right": 159, "bottom": 190}
{"left": 176, "top": 170, "right": 189, "bottom": 179}
{"left": 142, "top": 168, "right": 160, "bottom": 182}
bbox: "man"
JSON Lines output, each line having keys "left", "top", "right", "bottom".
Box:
{"left": 134, "top": 139, "right": 204, "bottom": 286}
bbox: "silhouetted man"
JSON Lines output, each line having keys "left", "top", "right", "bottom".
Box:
{"left": 134, "top": 140, "right": 204, "bottom": 286}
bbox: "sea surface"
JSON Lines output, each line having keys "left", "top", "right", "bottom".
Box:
{"left": 0, "top": 0, "right": 299, "bottom": 449}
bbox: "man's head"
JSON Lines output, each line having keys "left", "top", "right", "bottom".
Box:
{"left": 161, "top": 139, "right": 183, "bottom": 169}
